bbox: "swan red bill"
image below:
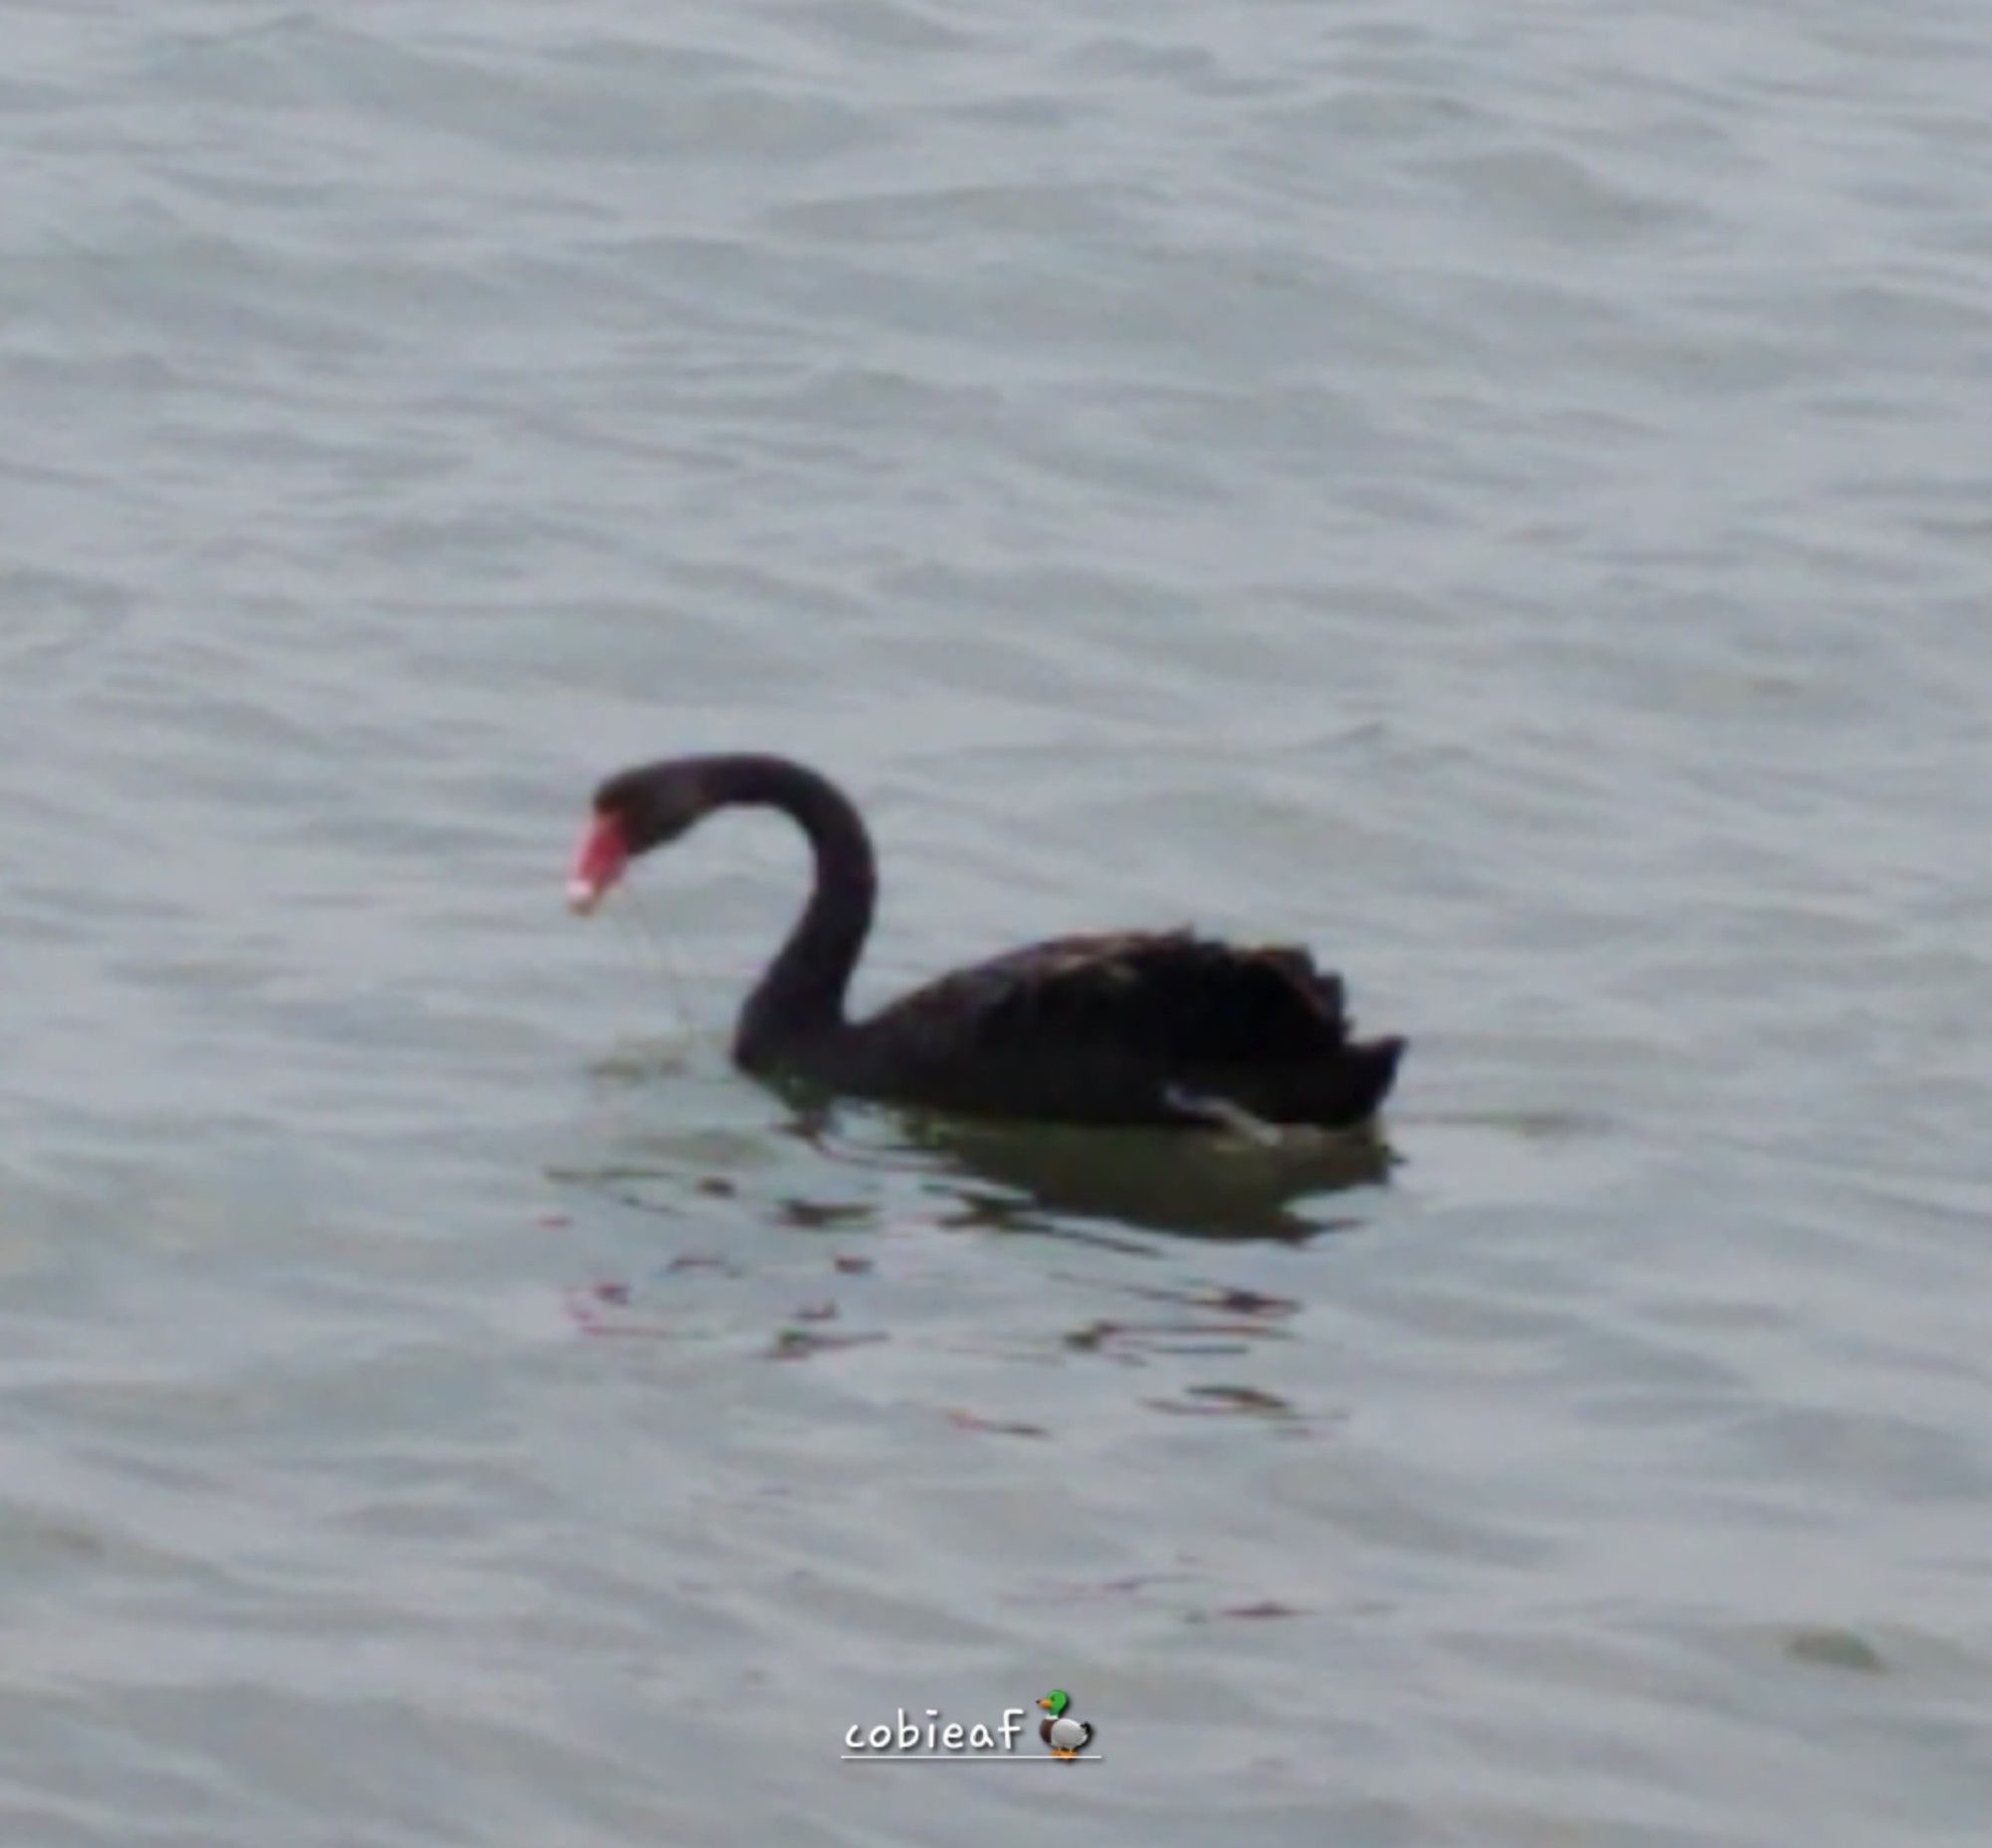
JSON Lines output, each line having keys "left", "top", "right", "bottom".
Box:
{"left": 567, "top": 813, "right": 629, "bottom": 915}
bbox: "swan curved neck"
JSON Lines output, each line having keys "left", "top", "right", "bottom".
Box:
{"left": 708, "top": 756, "right": 875, "bottom": 1065}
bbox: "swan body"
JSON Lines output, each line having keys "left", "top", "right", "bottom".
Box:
{"left": 568, "top": 753, "right": 1404, "bottom": 1129}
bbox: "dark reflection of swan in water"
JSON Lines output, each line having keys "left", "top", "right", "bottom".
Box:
{"left": 564, "top": 1047, "right": 1393, "bottom": 1245}
{"left": 913, "top": 1119, "right": 1388, "bottom": 1242}
{"left": 793, "top": 1096, "right": 1394, "bottom": 1244}
{"left": 554, "top": 1055, "right": 1396, "bottom": 1379}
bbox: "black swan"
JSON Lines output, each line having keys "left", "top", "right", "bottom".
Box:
{"left": 567, "top": 753, "right": 1404, "bottom": 1129}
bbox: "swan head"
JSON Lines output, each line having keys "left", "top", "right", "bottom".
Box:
{"left": 567, "top": 760, "right": 710, "bottom": 914}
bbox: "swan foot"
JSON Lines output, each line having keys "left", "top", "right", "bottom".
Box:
{"left": 1163, "top": 1086, "right": 1283, "bottom": 1146}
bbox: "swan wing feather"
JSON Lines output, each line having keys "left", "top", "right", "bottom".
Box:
{"left": 868, "top": 930, "right": 1351, "bottom": 1063}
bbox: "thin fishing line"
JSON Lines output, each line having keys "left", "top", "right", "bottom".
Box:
{"left": 619, "top": 885, "right": 694, "bottom": 1033}
{"left": 600, "top": 892, "right": 665, "bottom": 1003}
{"left": 602, "top": 900, "right": 657, "bottom": 1004}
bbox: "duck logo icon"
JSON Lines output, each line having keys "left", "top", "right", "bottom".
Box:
{"left": 1035, "top": 1690, "right": 1096, "bottom": 1759}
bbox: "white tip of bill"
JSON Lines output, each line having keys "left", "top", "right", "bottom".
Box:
{"left": 566, "top": 878, "right": 604, "bottom": 916}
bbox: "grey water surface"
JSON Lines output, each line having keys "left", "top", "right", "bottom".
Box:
{"left": 4, "top": 3, "right": 1991, "bottom": 1843}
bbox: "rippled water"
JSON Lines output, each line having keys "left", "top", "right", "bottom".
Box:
{"left": 6, "top": 3, "right": 1991, "bottom": 1842}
